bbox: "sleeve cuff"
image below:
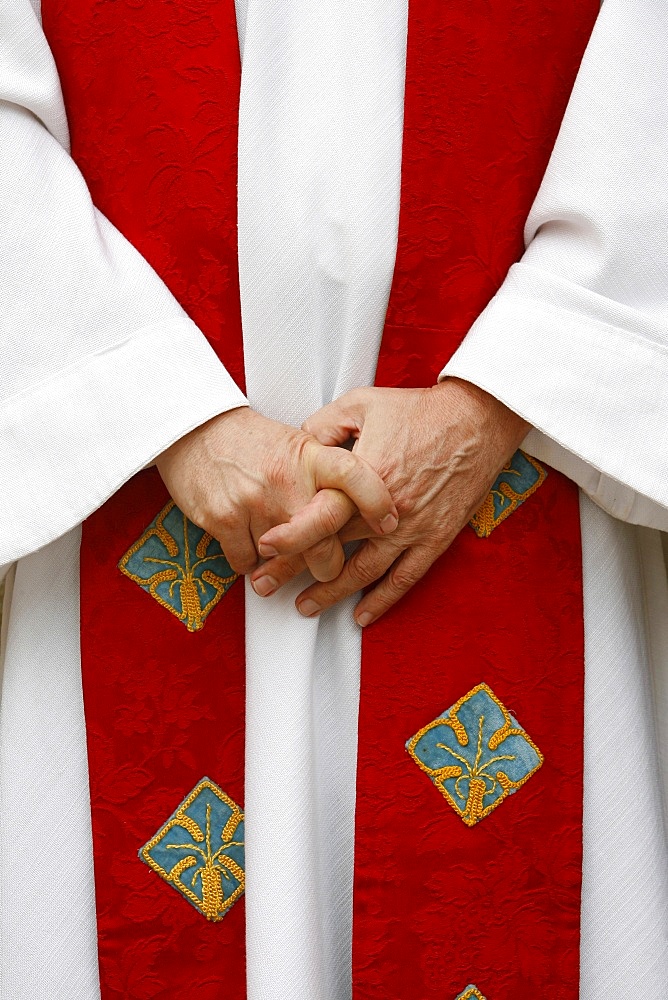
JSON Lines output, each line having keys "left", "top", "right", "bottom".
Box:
{"left": 0, "top": 317, "right": 248, "bottom": 563}
{"left": 440, "top": 263, "right": 668, "bottom": 531}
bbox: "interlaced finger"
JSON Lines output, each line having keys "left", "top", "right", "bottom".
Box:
{"left": 212, "top": 515, "right": 259, "bottom": 575}
{"left": 352, "top": 545, "right": 438, "bottom": 626}
{"left": 338, "top": 513, "right": 374, "bottom": 544}
{"left": 258, "top": 488, "right": 357, "bottom": 558}
{"left": 252, "top": 511, "right": 374, "bottom": 597}
{"left": 312, "top": 447, "right": 398, "bottom": 536}
{"left": 295, "top": 538, "right": 401, "bottom": 618}
{"left": 302, "top": 533, "right": 346, "bottom": 582}
{"left": 250, "top": 552, "right": 308, "bottom": 597}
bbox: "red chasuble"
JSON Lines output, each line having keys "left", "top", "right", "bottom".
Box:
{"left": 41, "top": 2, "right": 599, "bottom": 997}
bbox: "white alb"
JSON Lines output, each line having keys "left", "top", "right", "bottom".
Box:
{"left": 0, "top": 1, "right": 666, "bottom": 998}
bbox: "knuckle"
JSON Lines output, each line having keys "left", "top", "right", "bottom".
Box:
{"left": 188, "top": 502, "right": 214, "bottom": 533}
{"left": 265, "top": 555, "right": 298, "bottom": 586}
{"left": 245, "top": 482, "right": 266, "bottom": 510}
{"left": 388, "top": 564, "right": 419, "bottom": 593}
{"left": 331, "top": 449, "right": 356, "bottom": 479}
{"left": 307, "top": 537, "right": 336, "bottom": 562}
{"left": 352, "top": 551, "right": 383, "bottom": 585}
{"left": 211, "top": 505, "right": 238, "bottom": 533}
{"left": 294, "top": 430, "right": 315, "bottom": 463}
{"left": 228, "top": 552, "right": 258, "bottom": 575}
{"left": 314, "top": 571, "right": 352, "bottom": 603}
{"left": 368, "top": 590, "right": 395, "bottom": 614}
{"left": 304, "top": 583, "right": 335, "bottom": 607}
{"left": 395, "top": 494, "right": 416, "bottom": 518}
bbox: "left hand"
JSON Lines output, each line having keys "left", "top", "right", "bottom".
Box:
{"left": 155, "top": 406, "right": 398, "bottom": 582}
{"left": 251, "top": 379, "right": 530, "bottom": 625}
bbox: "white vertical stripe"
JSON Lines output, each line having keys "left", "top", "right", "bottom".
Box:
{"left": 580, "top": 495, "right": 668, "bottom": 996}
{"left": 0, "top": 529, "right": 101, "bottom": 1000}
{"left": 236, "top": 2, "right": 408, "bottom": 997}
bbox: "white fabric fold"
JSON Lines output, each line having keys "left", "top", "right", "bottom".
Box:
{"left": 441, "top": 0, "right": 668, "bottom": 529}
{"left": 1, "top": 315, "right": 247, "bottom": 564}
{"left": 0, "top": 5, "right": 247, "bottom": 564}
{"left": 444, "top": 265, "right": 668, "bottom": 529}
{"left": 0, "top": 528, "right": 101, "bottom": 1000}
{"left": 579, "top": 495, "right": 668, "bottom": 997}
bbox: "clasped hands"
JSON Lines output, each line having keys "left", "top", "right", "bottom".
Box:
{"left": 156, "top": 379, "right": 530, "bottom": 627}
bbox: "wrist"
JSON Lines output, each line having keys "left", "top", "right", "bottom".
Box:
{"left": 155, "top": 405, "right": 253, "bottom": 471}
{"left": 436, "top": 377, "right": 530, "bottom": 435}
{"left": 426, "top": 379, "right": 531, "bottom": 468}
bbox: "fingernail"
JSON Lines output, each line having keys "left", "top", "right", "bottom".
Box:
{"left": 298, "top": 599, "right": 321, "bottom": 618}
{"left": 356, "top": 611, "right": 374, "bottom": 627}
{"left": 252, "top": 575, "right": 278, "bottom": 597}
{"left": 258, "top": 542, "right": 278, "bottom": 558}
{"left": 379, "top": 513, "right": 398, "bottom": 534}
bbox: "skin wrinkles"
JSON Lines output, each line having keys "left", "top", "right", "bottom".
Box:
{"left": 156, "top": 406, "right": 398, "bottom": 584}
{"left": 253, "top": 379, "right": 530, "bottom": 625}
{"left": 156, "top": 379, "right": 528, "bottom": 622}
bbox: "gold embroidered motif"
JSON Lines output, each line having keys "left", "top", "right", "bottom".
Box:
{"left": 455, "top": 987, "right": 487, "bottom": 1000}
{"left": 139, "top": 777, "right": 245, "bottom": 922}
{"left": 119, "top": 501, "right": 238, "bottom": 631}
{"left": 470, "top": 450, "right": 547, "bottom": 538}
{"left": 406, "top": 683, "right": 543, "bottom": 827}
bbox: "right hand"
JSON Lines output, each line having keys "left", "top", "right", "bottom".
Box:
{"left": 155, "top": 407, "right": 399, "bottom": 583}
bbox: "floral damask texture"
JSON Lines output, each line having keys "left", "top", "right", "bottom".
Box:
{"left": 80, "top": 471, "right": 247, "bottom": 998}
{"left": 43, "top": 0, "right": 246, "bottom": 390}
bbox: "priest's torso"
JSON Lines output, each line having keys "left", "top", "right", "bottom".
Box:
{"left": 12, "top": 3, "right": 623, "bottom": 999}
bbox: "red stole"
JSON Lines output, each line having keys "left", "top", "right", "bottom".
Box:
{"left": 41, "top": 1, "right": 599, "bottom": 997}
{"left": 43, "top": 3, "right": 248, "bottom": 995}
{"left": 354, "top": 5, "right": 597, "bottom": 997}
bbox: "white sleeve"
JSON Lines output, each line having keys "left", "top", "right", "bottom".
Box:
{"left": 0, "top": 1, "right": 248, "bottom": 564}
{"left": 440, "top": 0, "right": 668, "bottom": 531}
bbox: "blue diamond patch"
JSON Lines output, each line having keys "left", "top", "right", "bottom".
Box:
{"left": 139, "top": 777, "right": 244, "bottom": 921}
{"left": 406, "top": 683, "right": 543, "bottom": 827}
{"left": 469, "top": 449, "right": 546, "bottom": 537}
{"left": 119, "top": 501, "right": 238, "bottom": 631}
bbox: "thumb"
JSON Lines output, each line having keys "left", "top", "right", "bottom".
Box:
{"left": 302, "top": 390, "right": 367, "bottom": 445}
